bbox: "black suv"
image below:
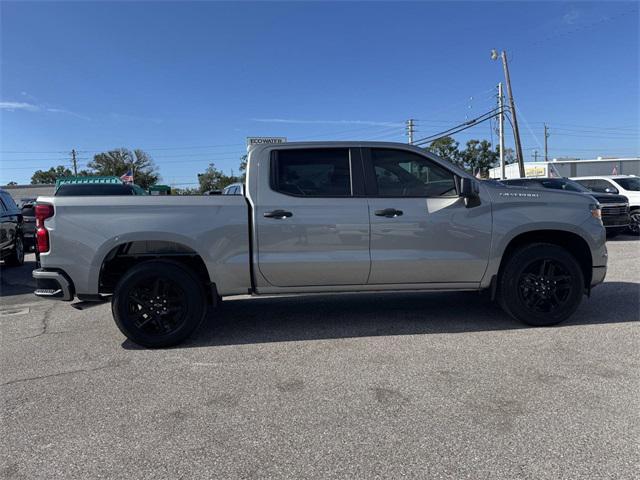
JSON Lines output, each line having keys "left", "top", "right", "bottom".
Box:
{"left": 500, "top": 177, "right": 630, "bottom": 236}
{"left": 0, "top": 188, "right": 25, "bottom": 266}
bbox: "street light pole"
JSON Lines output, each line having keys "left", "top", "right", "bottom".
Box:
{"left": 498, "top": 82, "right": 505, "bottom": 179}
{"left": 492, "top": 49, "right": 525, "bottom": 178}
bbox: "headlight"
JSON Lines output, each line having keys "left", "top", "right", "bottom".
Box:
{"left": 590, "top": 203, "right": 602, "bottom": 220}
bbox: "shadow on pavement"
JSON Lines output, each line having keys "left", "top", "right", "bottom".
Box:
{"left": 122, "top": 280, "right": 639, "bottom": 350}
{"left": 0, "top": 259, "right": 37, "bottom": 297}
{"left": 607, "top": 233, "right": 639, "bottom": 242}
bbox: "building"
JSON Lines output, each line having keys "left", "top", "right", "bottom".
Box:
{"left": 4, "top": 184, "right": 56, "bottom": 204}
{"left": 489, "top": 157, "right": 640, "bottom": 179}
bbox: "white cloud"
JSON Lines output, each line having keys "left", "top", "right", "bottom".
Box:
{"left": 1, "top": 100, "right": 89, "bottom": 119}
{"left": 109, "top": 112, "right": 162, "bottom": 124}
{"left": 251, "top": 118, "right": 403, "bottom": 127}
{"left": 563, "top": 9, "right": 581, "bottom": 25}
{"left": 46, "top": 107, "right": 90, "bottom": 120}
{"left": 0, "top": 101, "right": 40, "bottom": 112}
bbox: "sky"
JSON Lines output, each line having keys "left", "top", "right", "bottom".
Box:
{"left": 1, "top": 1, "right": 638, "bottom": 186}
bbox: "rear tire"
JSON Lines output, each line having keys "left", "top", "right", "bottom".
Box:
{"left": 498, "top": 243, "right": 584, "bottom": 327}
{"left": 4, "top": 235, "right": 25, "bottom": 267}
{"left": 112, "top": 260, "right": 207, "bottom": 348}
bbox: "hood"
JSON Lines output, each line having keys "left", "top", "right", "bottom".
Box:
{"left": 588, "top": 193, "right": 628, "bottom": 204}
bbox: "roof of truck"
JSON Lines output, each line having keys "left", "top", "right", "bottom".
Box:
{"left": 571, "top": 175, "right": 637, "bottom": 180}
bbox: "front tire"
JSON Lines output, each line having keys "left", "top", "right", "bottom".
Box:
{"left": 4, "top": 235, "right": 25, "bottom": 267}
{"left": 112, "top": 260, "right": 207, "bottom": 348}
{"left": 498, "top": 243, "right": 584, "bottom": 327}
{"left": 628, "top": 210, "right": 640, "bottom": 235}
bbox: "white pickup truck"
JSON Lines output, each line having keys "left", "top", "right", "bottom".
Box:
{"left": 33, "top": 142, "right": 608, "bottom": 347}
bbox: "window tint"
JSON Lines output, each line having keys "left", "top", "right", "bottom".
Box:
{"left": 0, "top": 192, "right": 17, "bottom": 212}
{"left": 539, "top": 179, "right": 587, "bottom": 192}
{"left": 55, "top": 184, "right": 135, "bottom": 196}
{"left": 577, "top": 179, "right": 617, "bottom": 194}
{"left": 615, "top": 177, "right": 640, "bottom": 191}
{"left": 272, "top": 148, "right": 351, "bottom": 197}
{"left": 371, "top": 149, "right": 456, "bottom": 197}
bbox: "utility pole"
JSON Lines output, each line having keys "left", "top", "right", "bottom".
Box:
{"left": 544, "top": 123, "right": 550, "bottom": 162}
{"left": 71, "top": 149, "right": 78, "bottom": 176}
{"left": 406, "top": 119, "right": 415, "bottom": 145}
{"left": 498, "top": 83, "right": 505, "bottom": 179}
{"left": 533, "top": 150, "right": 539, "bottom": 162}
{"left": 491, "top": 49, "right": 525, "bottom": 178}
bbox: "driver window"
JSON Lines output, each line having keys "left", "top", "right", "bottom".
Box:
{"left": 371, "top": 148, "right": 457, "bottom": 197}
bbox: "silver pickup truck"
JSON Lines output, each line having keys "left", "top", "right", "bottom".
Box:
{"left": 33, "top": 142, "right": 608, "bottom": 347}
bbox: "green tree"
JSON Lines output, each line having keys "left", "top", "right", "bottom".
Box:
{"left": 196, "top": 163, "right": 237, "bottom": 194}
{"left": 6, "top": 181, "right": 18, "bottom": 186}
{"left": 461, "top": 139, "right": 498, "bottom": 177}
{"left": 88, "top": 148, "right": 159, "bottom": 189}
{"left": 426, "top": 136, "right": 462, "bottom": 167}
{"left": 172, "top": 187, "right": 200, "bottom": 195}
{"left": 31, "top": 165, "right": 73, "bottom": 184}
{"left": 239, "top": 154, "right": 248, "bottom": 181}
{"left": 496, "top": 145, "right": 516, "bottom": 164}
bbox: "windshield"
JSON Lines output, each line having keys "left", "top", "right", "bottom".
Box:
{"left": 615, "top": 177, "right": 640, "bottom": 191}
{"left": 534, "top": 178, "right": 591, "bottom": 192}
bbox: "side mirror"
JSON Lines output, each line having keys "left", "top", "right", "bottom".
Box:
{"left": 459, "top": 177, "right": 479, "bottom": 198}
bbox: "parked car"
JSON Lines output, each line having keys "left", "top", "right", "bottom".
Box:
{"left": 55, "top": 183, "right": 139, "bottom": 196}
{"left": 0, "top": 188, "right": 24, "bottom": 267}
{"left": 33, "top": 142, "right": 607, "bottom": 347}
{"left": 20, "top": 201, "right": 36, "bottom": 252}
{"left": 222, "top": 183, "right": 244, "bottom": 195}
{"left": 571, "top": 175, "right": 640, "bottom": 234}
{"left": 500, "top": 177, "right": 630, "bottom": 236}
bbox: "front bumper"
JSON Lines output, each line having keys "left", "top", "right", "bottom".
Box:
{"left": 33, "top": 269, "right": 74, "bottom": 301}
{"left": 591, "top": 265, "right": 607, "bottom": 288}
{"left": 602, "top": 215, "right": 630, "bottom": 228}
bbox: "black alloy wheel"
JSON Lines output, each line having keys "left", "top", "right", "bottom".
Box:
{"left": 127, "top": 277, "right": 188, "bottom": 336}
{"left": 517, "top": 258, "right": 573, "bottom": 314}
{"left": 498, "top": 243, "right": 584, "bottom": 327}
{"left": 112, "top": 260, "right": 207, "bottom": 348}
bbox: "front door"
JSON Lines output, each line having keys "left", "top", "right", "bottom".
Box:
{"left": 364, "top": 147, "right": 492, "bottom": 285}
{"left": 255, "top": 147, "right": 370, "bottom": 287}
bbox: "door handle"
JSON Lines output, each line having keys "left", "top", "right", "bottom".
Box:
{"left": 264, "top": 209, "right": 293, "bottom": 219}
{"left": 374, "top": 208, "right": 403, "bottom": 218}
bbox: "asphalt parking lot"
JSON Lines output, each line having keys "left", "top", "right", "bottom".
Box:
{"left": 1, "top": 237, "right": 638, "bottom": 480}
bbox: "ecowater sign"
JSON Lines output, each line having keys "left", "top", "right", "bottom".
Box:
{"left": 246, "top": 137, "right": 287, "bottom": 151}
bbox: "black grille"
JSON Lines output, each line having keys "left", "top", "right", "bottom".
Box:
{"left": 602, "top": 205, "right": 629, "bottom": 216}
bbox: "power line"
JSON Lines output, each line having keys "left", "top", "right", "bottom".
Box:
{"left": 413, "top": 108, "right": 501, "bottom": 146}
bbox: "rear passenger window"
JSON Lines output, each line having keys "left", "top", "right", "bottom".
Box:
{"left": 272, "top": 148, "right": 352, "bottom": 197}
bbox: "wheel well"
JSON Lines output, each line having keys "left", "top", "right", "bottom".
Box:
{"left": 99, "top": 241, "right": 212, "bottom": 298}
{"left": 499, "top": 230, "right": 593, "bottom": 288}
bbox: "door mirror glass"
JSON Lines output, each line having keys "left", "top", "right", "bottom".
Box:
{"left": 459, "top": 177, "right": 479, "bottom": 198}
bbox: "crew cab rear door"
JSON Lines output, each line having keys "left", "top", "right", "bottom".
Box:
{"left": 254, "top": 147, "right": 370, "bottom": 287}
{"left": 363, "top": 147, "right": 492, "bottom": 285}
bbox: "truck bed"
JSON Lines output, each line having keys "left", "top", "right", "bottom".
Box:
{"left": 37, "top": 195, "right": 250, "bottom": 296}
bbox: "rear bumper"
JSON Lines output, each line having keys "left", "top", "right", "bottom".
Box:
{"left": 33, "top": 269, "right": 74, "bottom": 301}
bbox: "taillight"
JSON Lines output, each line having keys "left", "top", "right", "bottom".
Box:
{"left": 35, "top": 203, "right": 54, "bottom": 253}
